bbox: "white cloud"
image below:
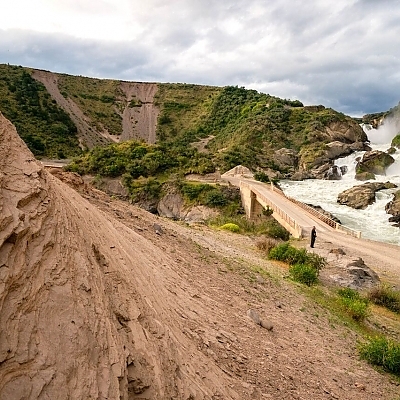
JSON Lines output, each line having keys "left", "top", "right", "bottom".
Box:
{"left": 0, "top": 0, "right": 400, "bottom": 115}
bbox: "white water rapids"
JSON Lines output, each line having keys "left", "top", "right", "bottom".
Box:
{"left": 280, "top": 123, "right": 400, "bottom": 245}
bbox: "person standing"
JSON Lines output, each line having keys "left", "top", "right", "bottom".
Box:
{"left": 310, "top": 226, "right": 317, "bottom": 248}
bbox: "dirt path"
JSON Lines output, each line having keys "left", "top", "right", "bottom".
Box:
{"left": 76, "top": 183, "right": 400, "bottom": 399}
{"left": 32, "top": 69, "right": 115, "bottom": 148}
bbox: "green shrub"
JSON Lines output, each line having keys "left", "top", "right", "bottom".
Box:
{"left": 254, "top": 171, "right": 270, "bottom": 183}
{"left": 181, "top": 182, "right": 210, "bottom": 201}
{"left": 265, "top": 223, "right": 290, "bottom": 240}
{"left": 268, "top": 242, "right": 290, "bottom": 261}
{"left": 204, "top": 190, "right": 228, "bottom": 207}
{"left": 359, "top": 336, "right": 400, "bottom": 375}
{"left": 368, "top": 284, "right": 400, "bottom": 314}
{"left": 268, "top": 243, "right": 327, "bottom": 286}
{"left": 306, "top": 252, "right": 327, "bottom": 273}
{"left": 284, "top": 246, "right": 309, "bottom": 265}
{"left": 338, "top": 288, "right": 370, "bottom": 321}
{"left": 268, "top": 243, "right": 324, "bottom": 271}
{"left": 262, "top": 205, "right": 273, "bottom": 217}
{"left": 219, "top": 223, "right": 240, "bottom": 233}
{"left": 289, "top": 263, "right": 318, "bottom": 286}
{"left": 340, "top": 297, "right": 370, "bottom": 321}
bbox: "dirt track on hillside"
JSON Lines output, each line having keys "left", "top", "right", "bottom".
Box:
{"left": 31, "top": 70, "right": 160, "bottom": 148}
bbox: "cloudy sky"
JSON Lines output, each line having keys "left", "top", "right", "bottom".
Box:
{"left": 1, "top": 0, "right": 400, "bottom": 116}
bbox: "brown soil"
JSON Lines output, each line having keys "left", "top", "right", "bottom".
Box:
{"left": 1, "top": 112, "right": 400, "bottom": 399}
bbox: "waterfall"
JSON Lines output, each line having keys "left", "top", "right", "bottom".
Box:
{"left": 280, "top": 124, "right": 400, "bottom": 245}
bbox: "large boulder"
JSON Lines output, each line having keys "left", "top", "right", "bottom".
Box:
{"left": 325, "top": 255, "right": 380, "bottom": 290}
{"left": 326, "top": 141, "right": 370, "bottom": 159}
{"left": 337, "top": 182, "right": 397, "bottom": 209}
{"left": 356, "top": 150, "right": 395, "bottom": 176}
{"left": 385, "top": 190, "right": 400, "bottom": 227}
{"left": 308, "top": 119, "right": 367, "bottom": 144}
{"left": 273, "top": 148, "right": 298, "bottom": 171}
{"left": 323, "top": 121, "right": 368, "bottom": 143}
{"left": 157, "top": 192, "right": 219, "bottom": 223}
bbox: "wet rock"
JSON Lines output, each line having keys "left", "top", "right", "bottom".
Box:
{"left": 355, "top": 171, "right": 376, "bottom": 181}
{"left": 337, "top": 182, "right": 397, "bottom": 209}
{"left": 385, "top": 190, "right": 400, "bottom": 227}
{"left": 356, "top": 150, "right": 395, "bottom": 176}
{"left": 325, "top": 165, "right": 343, "bottom": 180}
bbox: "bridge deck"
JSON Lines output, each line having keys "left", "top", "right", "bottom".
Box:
{"left": 222, "top": 173, "right": 354, "bottom": 239}
{"left": 248, "top": 180, "right": 333, "bottom": 235}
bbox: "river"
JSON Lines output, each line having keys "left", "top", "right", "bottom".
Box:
{"left": 280, "top": 122, "right": 400, "bottom": 245}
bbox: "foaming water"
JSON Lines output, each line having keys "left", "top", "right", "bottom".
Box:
{"left": 280, "top": 126, "right": 400, "bottom": 245}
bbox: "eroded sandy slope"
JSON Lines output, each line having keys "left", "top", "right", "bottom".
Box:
{"left": 1, "top": 112, "right": 399, "bottom": 399}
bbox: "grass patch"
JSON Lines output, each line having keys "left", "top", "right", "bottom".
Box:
{"left": 208, "top": 214, "right": 289, "bottom": 239}
{"left": 368, "top": 284, "right": 400, "bottom": 314}
{"left": 289, "top": 263, "right": 318, "bottom": 286}
{"left": 337, "top": 288, "right": 370, "bottom": 322}
{"left": 359, "top": 336, "right": 400, "bottom": 375}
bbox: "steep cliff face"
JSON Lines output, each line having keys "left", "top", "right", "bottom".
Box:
{"left": 0, "top": 112, "right": 236, "bottom": 399}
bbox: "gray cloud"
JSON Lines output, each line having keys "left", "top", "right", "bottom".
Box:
{"left": 1, "top": 0, "right": 400, "bottom": 116}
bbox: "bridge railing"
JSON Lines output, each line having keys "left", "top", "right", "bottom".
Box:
{"left": 270, "top": 182, "right": 362, "bottom": 238}
{"left": 242, "top": 182, "right": 303, "bottom": 238}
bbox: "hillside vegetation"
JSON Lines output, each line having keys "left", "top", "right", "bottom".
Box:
{"left": 0, "top": 64, "right": 80, "bottom": 158}
{"left": 57, "top": 74, "right": 124, "bottom": 136}
{"left": 1, "top": 64, "right": 362, "bottom": 169}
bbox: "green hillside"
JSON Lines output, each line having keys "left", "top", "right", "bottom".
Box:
{"left": 0, "top": 64, "right": 81, "bottom": 158}
{"left": 0, "top": 63, "right": 365, "bottom": 175}
{"left": 57, "top": 74, "right": 123, "bottom": 136}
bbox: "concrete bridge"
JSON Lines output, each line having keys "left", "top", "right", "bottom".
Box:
{"left": 221, "top": 168, "right": 361, "bottom": 239}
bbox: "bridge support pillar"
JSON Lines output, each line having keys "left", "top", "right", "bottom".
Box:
{"left": 240, "top": 184, "right": 263, "bottom": 220}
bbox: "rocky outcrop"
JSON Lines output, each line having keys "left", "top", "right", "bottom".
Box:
{"left": 325, "top": 252, "right": 380, "bottom": 290}
{"left": 337, "top": 182, "right": 397, "bottom": 209}
{"left": 157, "top": 192, "right": 219, "bottom": 222}
{"left": 0, "top": 113, "right": 239, "bottom": 399}
{"left": 308, "top": 119, "right": 367, "bottom": 144}
{"left": 385, "top": 190, "right": 400, "bottom": 227}
{"left": 322, "top": 121, "right": 368, "bottom": 143}
{"left": 297, "top": 141, "right": 370, "bottom": 180}
{"left": 273, "top": 148, "right": 298, "bottom": 171}
{"left": 356, "top": 150, "right": 395, "bottom": 176}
